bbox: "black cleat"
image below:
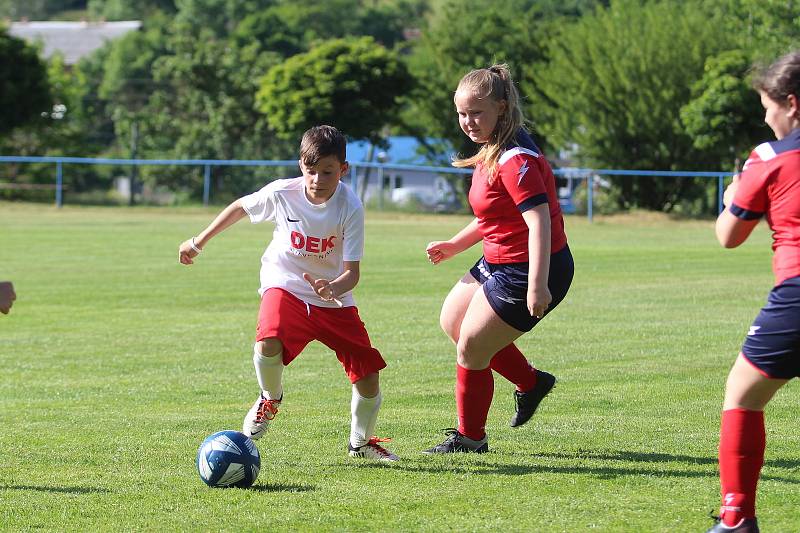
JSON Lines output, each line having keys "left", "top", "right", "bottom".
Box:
{"left": 421, "top": 428, "right": 488, "bottom": 454}
{"left": 510, "top": 370, "right": 556, "bottom": 428}
{"left": 705, "top": 516, "right": 759, "bottom": 533}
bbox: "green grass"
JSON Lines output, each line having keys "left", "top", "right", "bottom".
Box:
{"left": 0, "top": 203, "right": 797, "bottom": 531}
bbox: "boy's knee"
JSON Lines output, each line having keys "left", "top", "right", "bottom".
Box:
{"left": 354, "top": 372, "right": 380, "bottom": 398}
{"left": 255, "top": 338, "right": 283, "bottom": 357}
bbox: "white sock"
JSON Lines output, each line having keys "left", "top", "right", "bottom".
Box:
{"left": 253, "top": 349, "right": 283, "bottom": 401}
{"left": 350, "top": 387, "right": 381, "bottom": 448}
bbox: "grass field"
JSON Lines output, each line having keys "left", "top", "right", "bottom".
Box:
{"left": 0, "top": 202, "right": 797, "bottom": 532}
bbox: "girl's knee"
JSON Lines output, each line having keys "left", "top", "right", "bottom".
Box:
{"left": 456, "top": 338, "right": 481, "bottom": 368}
{"left": 439, "top": 312, "right": 461, "bottom": 344}
{"left": 255, "top": 337, "right": 283, "bottom": 357}
{"left": 722, "top": 354, "right": 787, "bottom": 410}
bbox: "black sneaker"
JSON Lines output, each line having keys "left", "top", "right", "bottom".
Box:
{"left": 705, "top": 516, "right": 759, "bottom": 533}
{"left": 421, "top": 428, "right": 488, "bottom": 454}
{"left": 510, "top": 370, "right": 556, "bottom": 428}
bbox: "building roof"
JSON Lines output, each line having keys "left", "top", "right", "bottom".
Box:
{"left": 8, "top": 20, "right": 142, "bottom": 64}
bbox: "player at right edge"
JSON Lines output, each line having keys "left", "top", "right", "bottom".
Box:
{"left": 706, "top": 50, "right": 800, "bottom": 533}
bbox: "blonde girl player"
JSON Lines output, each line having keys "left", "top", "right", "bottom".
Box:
{"left": 178, "top": 125, "right": 397, "bottom": 462}
{"left": 423, "top": 64, "right": 573, "bottom": 453}
{"left": 706, "top": 51, "right": 800, "bottom": 533}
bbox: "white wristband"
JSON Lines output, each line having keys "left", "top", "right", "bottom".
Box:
{"left": 190, "top": 237, "right": 202, "bottom": 254}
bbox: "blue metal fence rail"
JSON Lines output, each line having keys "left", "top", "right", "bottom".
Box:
{"left": 560, "top": 167, "right": 734, "bottom": 221}
{"left": 0, "top": 155, "right": 735, "bottom": 221}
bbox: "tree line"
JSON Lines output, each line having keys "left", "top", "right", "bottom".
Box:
{"left": 1, "top": 0, "right": 797, "bottom": 212}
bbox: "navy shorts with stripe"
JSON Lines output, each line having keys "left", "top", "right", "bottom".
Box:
{"left": 741, "top": 276, "right": 800, "bottom": 379}
{"left": 469, "top": 245, "right": 574, "bottom": 332}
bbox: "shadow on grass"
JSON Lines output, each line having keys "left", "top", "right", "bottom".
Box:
{"left": 248, "top": 482, "right": 315, "bottom": 493}
{"left": 767, "top": 458, "right": 800, "bottom": 470}
{"left": 531, "top": 450, "right": 718, "bottom": 465}
{"left": 0, "top": 484, "right": 110, "bottom": 494}
{"left": 348, "top": 451, "right": 800, "bottom": 484}
{"left": 354, "top": 460, "right": 718, "bottom": 480}
{"left": 530, "top": 450, "right": 800, "bottom": 470}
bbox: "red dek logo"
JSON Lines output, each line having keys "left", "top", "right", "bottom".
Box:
{"left": 291, "top": 231, "right": 336, "bottom": 253}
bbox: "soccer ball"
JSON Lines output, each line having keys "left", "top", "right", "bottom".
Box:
{"left": 196, "top": 430, "right": 261, "bottom": 488}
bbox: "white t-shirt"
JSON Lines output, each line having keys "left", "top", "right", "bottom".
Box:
{"left": 240, "top": 177, "right": 364, "bottom": 307}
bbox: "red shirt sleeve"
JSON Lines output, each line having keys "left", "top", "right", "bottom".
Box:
{"left": 497, "top": 153, "right": 548, "bottom": 211}
{"left": 731, "top": 149, "right": 769, "bottom": 220}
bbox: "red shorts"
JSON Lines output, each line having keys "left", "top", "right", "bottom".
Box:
{"left": 256, "top": 288, "right": 386, "bottom": 383}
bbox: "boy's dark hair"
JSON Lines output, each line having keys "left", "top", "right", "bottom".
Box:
{"left": 753, "top": 50, "right": 800, "bottom": 103}
{"left": 300, "top": 125, "right": 347, "bottom": 166}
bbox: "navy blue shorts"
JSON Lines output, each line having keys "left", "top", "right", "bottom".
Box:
{"left": 469, "top": 245, "right": 574, "bottom": 332}
{"left": 741, "top": 276, "right": 800, "bottom": 379}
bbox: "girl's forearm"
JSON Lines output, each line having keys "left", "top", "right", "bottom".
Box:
{"left": 524, "top": 206, "right": 551, "bottom": 289}
{"left": 449, "top": 217, "right": 483, "bottom": 253}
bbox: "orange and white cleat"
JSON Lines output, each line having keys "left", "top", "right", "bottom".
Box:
{"left": 242, "top": 393, "right": 281, "bottom": 440}
{"left": 348, "top": 436, "right": 399, "bottom": 462}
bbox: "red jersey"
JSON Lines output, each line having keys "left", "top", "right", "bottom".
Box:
{"left": 732, "top": 128, "right": 800, "bottom": 285}
{"left": 468, "top": 130, "right": 567, "bottom": 263}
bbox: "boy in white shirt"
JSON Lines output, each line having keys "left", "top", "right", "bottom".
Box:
{"left": 179, "top": 125, "right": 397, "bottom": 461}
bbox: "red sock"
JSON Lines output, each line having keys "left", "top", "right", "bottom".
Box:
{"left": 490, "top": 344, "right": 537, "bottom": 392}
{"left": 456, "top": 364, "right": 493, "bottom": 441}
{"left": 719, "top": 408, "right": 765, "bottom": 525}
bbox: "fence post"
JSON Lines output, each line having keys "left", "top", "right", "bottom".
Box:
{"left": 350, "top": 163, "right": 358, "bottom": 193}
{"left": 377, "top": 165, "right": 384, "bottom": 210}
{"left": 586, "top": 174, "right": 593, "bottom": 222}
{"left": 55, "top": 161, "right": 63, "bottom": 208}
{"left": 203, "top": 164, "right": 211, "bottom": 207}
{"left": 717, "top": 175, "right": 724, "bottom": 214}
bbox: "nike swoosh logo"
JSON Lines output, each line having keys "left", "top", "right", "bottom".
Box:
{"left": 495, "top": 295, "right": 522, "bottom": 304}
{"left": 287, "top": 217, "right": 300, "bottom": 222}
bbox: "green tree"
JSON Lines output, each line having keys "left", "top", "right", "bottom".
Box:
{"left": 232, "top": 7, "right": 306, "bottom": 58}
{"left": 167, "top": 0, "right": 275, "bottom": 39}
{"left": 256, "top": 36, "right": 413, "bottom": 145}
{"left": 678, "top": 1, "right": 800, "bottom": 174}
{"left": 95, "top": 13, "right": 172, "bottom": 203}
{"left": 401, "top": 0, "right": 600, "bottom": 160}
{"left": 680, "top": 50, "right": 767, "bottom": 171}
{"left": 0, "top": 28, "right": 51, "bottom": 135}
{"left": 130, "top": 6, "right": 289, "bottom": 199}
{"left": 99, "top": 13, "right": 168, "bottom": 118}
{"left": 88, "top": 0, "right": 175, "bottom": 20}
{"left": 232, "top": 0, "right": 410, "bottom": 60}
{"left": 257, "top": 36, "right": 413, "bottom": 200}
{"left": 0, "top": 50, "right": 116, "bottom": 200}
{"left": 720, "top": 0, "right": 800, "bottom": 58}
{"left": 537, "top": 0, "right": 734, "bottom": 211}
{"left": 1, "top": 0, "right": 86, "bottom": 20}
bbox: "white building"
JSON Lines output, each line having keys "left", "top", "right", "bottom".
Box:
{"left": 9, "top": 20, "right": 141, "bottom": 64}
{"left": 347, "top": 136, "right": 463, "bottom": 211}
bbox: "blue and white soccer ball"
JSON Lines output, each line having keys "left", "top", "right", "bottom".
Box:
{"left": 196, "top": 430, "right": 261, "bottom": 488}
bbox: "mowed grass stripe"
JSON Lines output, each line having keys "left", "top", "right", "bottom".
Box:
{"left": 0, "top": 203, "right": 797, "bottom": 531}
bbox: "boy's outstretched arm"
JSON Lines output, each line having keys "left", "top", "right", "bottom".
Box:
{"left": 179, "top": 199, "right": 248, "bottom": 265}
